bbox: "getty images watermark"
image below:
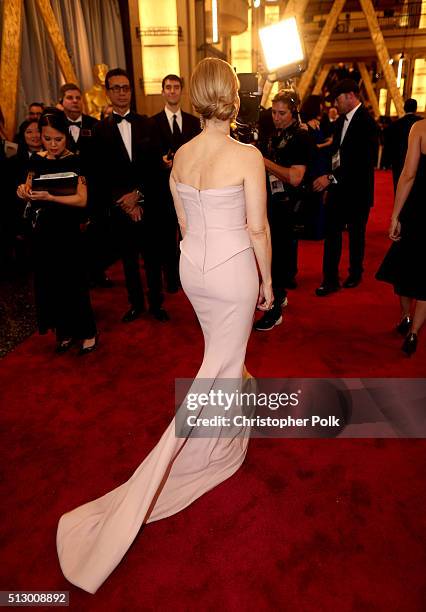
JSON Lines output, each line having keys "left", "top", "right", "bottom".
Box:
{"left": 175, "top": 378, "right": 426, "bottom": 438}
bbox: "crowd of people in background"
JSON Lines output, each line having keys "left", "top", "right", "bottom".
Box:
{"left": 0, "top": 67, "right": 424, "bottom": 356}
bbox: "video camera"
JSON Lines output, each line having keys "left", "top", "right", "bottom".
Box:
{"left": 235, "top": 73, "right": 261, "bottom": 144}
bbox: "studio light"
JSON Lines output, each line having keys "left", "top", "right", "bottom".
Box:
{"left": 212, "top": 0, "right": 219, "bottom": 44}
{"left": 258, "top": 16, "right": 306, "bottom": 81}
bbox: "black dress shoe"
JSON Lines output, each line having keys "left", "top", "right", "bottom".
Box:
{"left": 343, "top": 275, "right": 362, "bottom": 288}
{"left": 79, "top": 334, "right": 99, "bottom": 355}
{"left": 254, "top": 309, "right": 283, "bottom": 331}
{"left": 315, "top": 283, "right": 340, "bottom": 297}
{"left": 97, "top": 275, "right": 113, "bottom": 288}
{"left": 396, "top": 316, "right": 411, "bottom": 335}
{"left": 150, "top": 308, "right": 170, "bottom": 322}
{"left": 89, "top": 274, "right": 113, "bottom": 289}
{"left": 55, "top": 338, "right": 75, "bottom": 354}
{"left": 401, "top": 332, "right": 417, "bottom": 356}
{"left": 122, "top": 306, "right": 144, "bottom": 323}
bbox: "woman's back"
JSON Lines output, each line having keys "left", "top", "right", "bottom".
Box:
{"left": 172, "top": 130, "right": 255, "bottom": 190}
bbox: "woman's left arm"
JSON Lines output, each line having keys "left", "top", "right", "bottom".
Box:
{"left": 28, "top": 176, "right": 87, "bottom": 208}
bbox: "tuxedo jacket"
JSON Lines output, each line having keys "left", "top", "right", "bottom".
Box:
{"left": 92, "top": 113, "right": 163, "bottom": 211}
{"left": 329, "top": 104, "right": 378, "bottom": 211}
{"left": 150, "top": 109, "right": 201, "bottom": 156}
{"left": 66, "top": 114, "right": 98, "bottom": 167}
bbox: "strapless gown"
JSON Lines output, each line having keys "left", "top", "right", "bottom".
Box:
{"left": 56, "top": 184, "right": 259, "bottom": 593}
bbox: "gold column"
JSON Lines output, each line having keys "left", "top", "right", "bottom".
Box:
{"left": 358, "top": 62, "right": 380, "bottom": 119}
{"left": 359, "top": 0, "right": 404, "bottom": 117}
{"left": 0, "top": 0, "right": 23, "bottom": 139}
{"left": 35, "top": 0, "right": 78, "bottom": 84}
{"left": 297, "top": 0, "right": 346, "bottom": 101}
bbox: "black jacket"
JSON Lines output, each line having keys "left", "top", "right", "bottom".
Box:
{"left": 92, "top": 112, "right": 163, "bottom": 211}
{"left": 150, "top": 109, "right": 200, "bottom": 156}
{"left": 330, "top": 104, "right": 378, "bottom": 210}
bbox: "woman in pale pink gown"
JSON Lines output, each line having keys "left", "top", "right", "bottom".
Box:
{"left": 57, "top": 58, "right": 273, "bottom": 594}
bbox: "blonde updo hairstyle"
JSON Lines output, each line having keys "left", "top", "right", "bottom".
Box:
{"left": 190, "top": 58, "right": 240, "bottom": 123}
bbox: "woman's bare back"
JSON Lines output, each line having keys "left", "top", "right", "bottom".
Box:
{"left": 172, "top": 132, "right": 259, "bottom": 191}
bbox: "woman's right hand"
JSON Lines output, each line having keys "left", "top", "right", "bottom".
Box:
{"left": 17, "top": 184, "right": 31, "bottom": 200}
{"left": 389, "top": 217, "right": 401, "bottom": 241}
{"left": 257, "top": 282, "right": 274, "bottom": 311}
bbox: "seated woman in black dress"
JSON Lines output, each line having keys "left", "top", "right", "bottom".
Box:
{"left": 376, "top": 118, "right": 426, "bottom": 356}
{"left": 17, "top": 108, "right": 98, "bottom": 354}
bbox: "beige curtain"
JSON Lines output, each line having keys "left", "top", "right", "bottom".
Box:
{"left": 17, "top": 0, "right": 126, "bottom": 123}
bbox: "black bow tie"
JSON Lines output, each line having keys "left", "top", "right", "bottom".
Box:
{"left": 68, "top": 120, "right": 82, "bottom": 128}
{"left": 114, "top": 113, "right": 132, "bottom": 124}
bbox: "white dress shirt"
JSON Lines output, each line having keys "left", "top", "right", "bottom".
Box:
{"left": 68, "top": 115, "right": 82, "bottom": 143}
{"left": 340, "top": 102, "right": 361, "bottom": 145}
{"left": 113, "top": 110, "right": 132, "bottom": 161}
{"left": 164, "top": 106, "right": 182, "bottom": 133}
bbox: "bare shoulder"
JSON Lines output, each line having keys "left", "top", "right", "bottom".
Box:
{"left": 231, "top": 140, "right": 264, "bottom": 163}
{"left": 172, "top": 138, "right": 197, "bottom": 171}
{"left": 411, "top": 118, "right": 426, "bottom": 135}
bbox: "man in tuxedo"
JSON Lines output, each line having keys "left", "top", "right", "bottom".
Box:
{"left": 387, "top": 98, "right": 422, "bottom": 191}
{"left": 150, "top": 75, "right": 200, "bottom": 292}
{"left": 60, "top": 83, "right": 98, "bottom": 161}
{"left": 313, "top": 79, "right": 378, "bottom": 295}
{"left": 93, "top": 68, "right": 168, "bottom": 322}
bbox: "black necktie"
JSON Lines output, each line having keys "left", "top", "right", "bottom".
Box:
{"left": 114, "top": 113, "right": 132, "bottom": 124}
{"left": 172, "top": 114, "right": 181, "bottom": 137}
{"left": 68, "top": 120, "right": 82, "bottom": 128}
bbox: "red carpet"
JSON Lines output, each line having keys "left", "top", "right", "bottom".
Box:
{"left": 0, "top": 170, "right": 425, "bottom": 610}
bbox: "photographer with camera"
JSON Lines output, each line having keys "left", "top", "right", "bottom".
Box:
{"left": 255, "top": 91, "right": 314, "bottom": 332}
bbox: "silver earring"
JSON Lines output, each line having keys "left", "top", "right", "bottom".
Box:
{"left": 200, "top": 116, "right": 205, "bottom": 130}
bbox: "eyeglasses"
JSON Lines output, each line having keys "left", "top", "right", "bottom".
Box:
{"left": 108, "top": 85, "right": 131, "bottom": 93}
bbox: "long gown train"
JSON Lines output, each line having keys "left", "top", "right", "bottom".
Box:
{"left": 57, "top": 184, "right": 259, "bottom": 593}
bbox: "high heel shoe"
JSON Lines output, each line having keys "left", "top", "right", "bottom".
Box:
{"left": 396, "top": 316, "right": 411, "bottom": 335}
{"left": 79, "top": 334, "right": 99, "bottom": 355}
{"left": 401, "top": 332, "right": 417, "bottom": 356}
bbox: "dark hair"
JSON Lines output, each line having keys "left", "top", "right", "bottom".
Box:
{"left": 272, "top": 90, "right": 300, "bottom": 118}
{"left": 29, "top": 102, "right": 44, "bottom": 110}
{"left": 105, "top": 68, "right": 130, "bottom": 90}
{"left": 162, "top": 74, "right": 183, "bottom": 89}
{"left": 331, "top": 78, "right": 360, "bottom": 99}
{"left": 404, "top": 98, "right": 417, "bottom": 113}
{"left": 17, "top": 119, "right": 40, "bottom": 152}
{"left": 300, "top": 95, "right": 322, "bottom": 122}
{"left": 59, "top": 83, "right": 81, "bottom": 102}
{"left": 38, "top": 107, "right": 69, "bottom": 138}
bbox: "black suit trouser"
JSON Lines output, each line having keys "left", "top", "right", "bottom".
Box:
{"left": 161, "top": 196, "right": 180, "bottom": 289}
{"left": 112, "top": 208, "right": 163, "bottom": 310}
{"left": 322, "top": 191, "right": 370, "bottom": 285}
{"left": 269, "top": 197, "right": 299, "bottom": 307}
